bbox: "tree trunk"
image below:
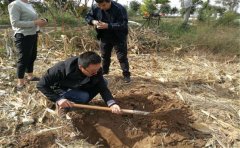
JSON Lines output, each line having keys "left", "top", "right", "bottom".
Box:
{"left": 183, "top": 7, "right": 191, "bottom": 25}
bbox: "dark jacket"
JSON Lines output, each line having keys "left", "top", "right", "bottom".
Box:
{"left": 85, "top": 1, "right": 128, "bottom": 42}
{"left": 37, "top": 56, "right": 115, "bottom": 105}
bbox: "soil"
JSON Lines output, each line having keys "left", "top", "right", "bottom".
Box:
{"left": 18, "top": 131, "right": 56, "bottom": 147}
{"left": 1, "top": 26, "right": 239, "bottom": 147}
{"left": 15, "top": 87, "right": 210, "bottom": 148}
{"left": 68, "top": 87, "right": 210, "bottom": 148}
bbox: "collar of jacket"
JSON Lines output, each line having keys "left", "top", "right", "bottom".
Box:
{"left": 63, "top": 56, "right": 84, "bottom": 76}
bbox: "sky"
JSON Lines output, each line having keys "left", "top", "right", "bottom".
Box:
{"left": 116, "top": 0, "right": 222, "bottom": 8}
{"left": 85, "top": 0, "right": 180, "bottom": 7}
{"left": 115, "top": 0, "right": 240, "bottom": 13}
{"left": 36, "top": 0, "right": 240, "bottom": 13}
{"left": 87, "top": 0, "right": 215, "bottom": 9}
{"left": 118, "top": 0, "right": 181, "bottom": 8}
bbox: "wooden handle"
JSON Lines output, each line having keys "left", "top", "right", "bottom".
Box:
{"left": 72, "top": 104, "right": 150, "bottom": 115}
{"left": 73, "top": 104, "right": 111, "bottom": 111}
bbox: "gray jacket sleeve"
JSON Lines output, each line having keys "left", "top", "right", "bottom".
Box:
{"left": 8, "top": 3, "right": 35, "bottom": 28}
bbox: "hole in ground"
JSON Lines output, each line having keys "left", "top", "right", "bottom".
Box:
{"left": 70, "top": 90, "right": 210, "bottom": 147}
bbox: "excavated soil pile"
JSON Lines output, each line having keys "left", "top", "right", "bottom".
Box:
{"left": 17, "top": 131, "right": 56, "bottom": 147}
{"left": 70, "top": 89, "right": 210, "bottom": 147}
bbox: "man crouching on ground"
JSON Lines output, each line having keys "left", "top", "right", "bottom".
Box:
{"left": 37, "top": 51, "right": 121, "bottom": 117}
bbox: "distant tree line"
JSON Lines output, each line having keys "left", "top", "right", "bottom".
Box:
{"left": 1, "top": 0, "right": 239, "bottom": 25}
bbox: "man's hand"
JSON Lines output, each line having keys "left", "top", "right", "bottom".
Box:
{"left": 96, "top": 21, "right": 108, "bottom": 29}
{"left": 91, "top": 20, "right": 108, "bottom": 29}
{"left": 57, "top": 99, "right": 73, "bottom": 109}
{"left": 110, "top": 104, "right": 122, "bottom": 114}
{"left": 92, "top": 20, "right": 99, "bottom": 26}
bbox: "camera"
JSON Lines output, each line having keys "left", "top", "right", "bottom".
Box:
{"left": 41, "top": 18, "right": 48, "bottom": 22}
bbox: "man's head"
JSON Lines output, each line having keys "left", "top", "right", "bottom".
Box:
{"left": 78, "top": 51, "right": 101, "bottom": 77}
{"left": 8, "top": 0, "right": 15, "bottom": 3}
{"left": 95, "top": 0, "right": 111, "bottom": 11}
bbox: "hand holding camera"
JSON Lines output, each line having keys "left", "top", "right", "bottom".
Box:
{"left": 34, "top": 18, "right": 48, "bottom": 27}
{"left": 41, "top": 18, "right": 48, "bottom": 22}
{"left": 92, "top": 20, "right": 108, "bottom": 29}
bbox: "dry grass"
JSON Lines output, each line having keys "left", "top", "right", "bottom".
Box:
{"left": 0, "top": 26, "right": 239, "bottom": 147}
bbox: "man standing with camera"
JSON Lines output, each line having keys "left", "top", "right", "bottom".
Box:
{"left": 86, "top": 0, "right": 131, "bottom": 83}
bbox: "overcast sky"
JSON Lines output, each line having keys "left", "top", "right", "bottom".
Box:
{"left": 116, "top": 0, "right": 240, "bottom": 12}
{"left": 85, "top": 0, "right": 180, "bottom": 7}
{"left": 116, "top": 0, "right": 223, "bottom": 8}
{"left": 83, "top": 0, "right": 240, "bottom": 12}
{"left": 118, "top": 0, "right": 181, "bottom": 8}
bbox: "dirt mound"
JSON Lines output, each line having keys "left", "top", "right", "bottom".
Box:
{"left": 70, "top": 89, "right": 209, "bottom": 147}
{"left": 18, "top": 131, "right": 56, "bottom": 148}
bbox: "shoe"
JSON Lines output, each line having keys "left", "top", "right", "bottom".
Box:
{"left": 27, "top": 77, "right": 40, "bottom": 81}
{"left": 102, "top": 71, "right": 109, "bottom": 75}
{"left": 123, "top": 76, "right": 131, "bottom": 83}
{"left": 55, "top": 104, "right": 68, "bottom": 119}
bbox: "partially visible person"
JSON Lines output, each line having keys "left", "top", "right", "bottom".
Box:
{"left": 37, "top": 51, "right": 122, "bottom": 117}
{"left": 8, "top": 0, "right": 48, "bottom": 90}
{"left": 85, "top": 0, "right": 131, "bottom": 83}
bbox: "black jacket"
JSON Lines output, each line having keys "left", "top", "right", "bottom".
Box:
{"left": 85, "top": 1, "right": 128, "bottom": 42}
{"left": 37, "top": 56, "right": 115, "bottom": 106}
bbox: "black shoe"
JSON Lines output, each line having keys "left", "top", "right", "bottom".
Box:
{"left": 123, "top": 76, "right": 131, "bottom": 83}
{"left": 102, "top": 71, "right": 109, "bottom": 75}
{"left": 27, "top": 77, "right": 40, "bottom": 81}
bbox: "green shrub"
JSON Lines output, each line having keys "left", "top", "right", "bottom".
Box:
{"left": 182, "top": 23, "right": 239, "bottom": 54}
{"left": 128, "top": 10, "right": 137, "bottom": 18}
{"left": 0, "top": 15, "right": 10, "bottom": 25}
{"left": 156, "top": 19, "right": 239, "bottom": 54}
{"left": 40, "top": 10, "right": 84, "bottom": 27}
{"left": 158, "top": 19, "right": 192, "bottom": 39}
{"left": 216, "top": 11, "right": 239, "bottom": 26}
{"left": 54, "top": 12, "right": 80, "bottom": 26}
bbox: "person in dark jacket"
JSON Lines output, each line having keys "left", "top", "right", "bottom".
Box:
{"left": 37, "top": 51, "right": 121, "bottom": 116}
{"left": 85, "top": 0, "right": 131, "bottom": 83}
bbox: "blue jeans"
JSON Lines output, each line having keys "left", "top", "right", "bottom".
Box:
{"left": 61, "top": 89, "right": 91, "bottom": 104}
{"left": 59, "top": 78, "right": 108, "bottom": 104}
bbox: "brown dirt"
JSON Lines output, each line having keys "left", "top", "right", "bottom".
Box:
{"left": 18, "top": 131, "right": 56, "bottom": 148}
{"left": 68, "top": 88, "right": 210, "bottom": 148}
{"left": 1, "top": 26, "right": 239, "bottom": 147}
{"left": 12, "top": 87, "right": 210, "bottom": 148}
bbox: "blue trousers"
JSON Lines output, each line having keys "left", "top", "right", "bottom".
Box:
{"left": 61, "top": 89, "right": 92, "bottom": 104}
{"left": 59, "top": 79, "right": 108, "bottom": 104}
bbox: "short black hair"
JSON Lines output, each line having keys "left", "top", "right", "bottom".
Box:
{"left": 78, "top": 51, "right": 101, "bottom": 68}
{"left": 8, "top": 0, "right": 15, "bottom": 4}
{"left": 95, "top": 0, "right": 111, "bottom": 3}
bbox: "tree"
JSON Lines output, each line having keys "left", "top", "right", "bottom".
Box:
{"left": 198, "top": 0, "right": 227, "bottom": 22}
{"left": 140, "top": 0, "right": 157, "bottom": 15}
{"left": 171, "top": 7, "right": 179, "bottom": 14}
{"left": 0, "top": 0, "right": 9, "bottom": 15}
{"left": 212, "top": 6, "right": 226, "bottom": 15}
{"left": 160, "top": 4, "right": 171, "bottom": 14}
{"left": 180, "top": 0, "right": 192, "bottom": 26}
{"left": 215, "top": 0, "right": 240, "bottom": 12}
{"left": 156, "top": 0, "right": 170, "bottom": 4}
{"left": 129, "top": 0, "right": 141, "bottom": 12}
{"left": 180, "top": 0, "right": 203, "bottom": 27}
{"left": 140, "top": 0, "right": 170, "bottom": 15}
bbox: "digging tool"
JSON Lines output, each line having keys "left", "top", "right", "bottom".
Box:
{"left": 72, "top": 104, "right": 151, "bottom": 115}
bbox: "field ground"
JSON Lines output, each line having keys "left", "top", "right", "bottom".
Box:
{"left": 0, "top": 45, "right": 239, "bottom": 147}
